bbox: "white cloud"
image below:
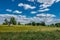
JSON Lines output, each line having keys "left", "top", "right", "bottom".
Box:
{"left": 31, "top": 11, "right": 37, "bottom": 14}
{"left": 18, "top": 3, "right": 24, "bottom": 6}
{"left": 28, "top": 0, "right": 60, "bottom": 8}
{"left": 13, "top": 10, "right": 22, "bottom": 14}
{"left": 28, "top": 0, "right": 35, "bottom": 2}
{"left": 0, "top": 14, "right": 29, "bottom": 24}
{"left": 6, "top": 9, "right": 22, "bottom": 14}
{"left": 0, "top": 14, "right": 58, "bottom": 25}
{"left": 18, "top": 3, "right": 36, "bottom": 9}
{"left": 36, "top": 13, "right": 56, "bottom": 24}
{"left": 38, "top": 8, "right": 50, "bottom": 12}
{"left": 6, "top": 9, "right": 12, "bottom": 12}
{"left": 38, "top": 0, "right": 55, "bottom": 12}
{"left": 0, "top": 14, "right": 18, "bottom": 24}
{"left": 36, "top": 13, "right": 56, "bottom": 18}
{"left": 28, "top": 0, "right": 60, "bottom": 12}
{"left": 37, "top": 13, "right": 46, "bottom": 17}
{"left": 56, "top": 0, "right": 60, "bottom": 2}
{"left": 46, "top": 14, "right": 56, "bottom": 17}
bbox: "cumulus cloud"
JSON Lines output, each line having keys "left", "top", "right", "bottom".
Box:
{"left": 28, "top": 0, "right": 60, "bottom": 8}
{"left": 36, "top": 13, "right": 56, "bottom": 24}
{"left": 31, "top": 11, "right": 37, "bottom": 14}
{"left": 13, "top": 10, "right": 22, "bottom": 14}
{"left": 6, "top": 9, "right": 22, "bottom": 14}
{"left": 6, "top": 9, "right": 12, "bottom": 12}
{"left": 28, "top": 0, "right": 35, "bottom": 2}
{"left": 0, "top": 14, "right": 30, "bottom": 24}
{"left": 56, "top": 0, "right": 60, "bottom": 2}
{"left": 18, "top": 3, "right": 36, "bottom": 9}
{"left": 38, "top": 8, "right": 50, "bottom": 12}
{"left": 0, "top": 13, "right": 57, "bottom": 25}
{"left": 0, "top": 14, "right": 17, "bottom": 24}
{"left": 36, "top": 13, "right": 56, "bottom": 18}
{"left": 28, "top": 0, "right": 60, "bottom": 12}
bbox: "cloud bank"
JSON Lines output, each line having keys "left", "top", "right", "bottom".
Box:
{"left": 0, "top": 13, "right": 57, "bottom": 24}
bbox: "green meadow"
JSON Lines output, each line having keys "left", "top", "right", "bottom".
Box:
{"left": 0, "top": 25, "right": 60, "bottom": 32}
{"left": 0, "top": 25, "right": 60, "bottom": 40}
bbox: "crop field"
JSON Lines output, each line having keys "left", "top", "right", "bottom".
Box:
{"left": 0, "top": 25, "right": 60, "bottom": 32}
{"left": 0, "top": 25, "right": 60, "bottom": 40}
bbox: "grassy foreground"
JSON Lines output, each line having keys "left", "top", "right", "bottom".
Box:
{"left": 0, "top": 31, "right": 60, "bottom": 40}
{"left": 0, "top": 25, "right": 60, "bottom": 40}
{"left": 0, "top": 25, "right": 60, "bottom": 32}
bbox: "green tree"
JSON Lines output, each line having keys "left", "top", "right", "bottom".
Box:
{"left": 26, "top": 23, "right": 31, "bottom": 25}
{"left": 36, "top": 23, "right": 40, "bottom": 26}
{"left": 3, "top": 19, "right": 8, "bottom": 25}
{"left": 10, "top": 17, "right": 16, "bottom": 25}
{"left": 40, "top": 22, "right": 45, "bottom": 26}
{"left": 31, "top": 22, "right": 36, "bottom": 26}
{"left": 50, "top": 24, "right": 55, "bottom": 27}
{"left": 55, "top": 23, "right": 60, "bottom": 27}
{"left": 18, "top": 22, "right": 21, "bottom": 25}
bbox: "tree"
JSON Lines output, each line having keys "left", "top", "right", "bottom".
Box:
{"left": 36, "top": 23, "right": 40, "bottom": 26}
{"left": 31, "top": 22, "right": 36, "bottom": 26}
{"left": 3, "top": 19, "right": 8, "bottom": 25}
{"left": 10, "top": 17, "right": 16, "bottom": 25}
{"left": 18, "top": 22, "right": 21, "bottom": 25}
{"left": 40, "top": 22, "right": 45, "bottom": 26}
{"left": 49, "top": 24, "right": 55, "bottom": 27}
{"left": 26, "top": 23, "right": 31, "bottom": 25}
{"left": 55, "top": 23, "right": 60, "bottom": 27}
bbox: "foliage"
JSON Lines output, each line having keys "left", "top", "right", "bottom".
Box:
{"left": 31, "top": 22, "right": 36, "bottom": 26}
{"left": 26, "top": 22, "right": 46, "bottom": 26}
{"left": 18, "top": 22, "right": 21, "bottom": 25}
{"left": 3, "top": 17, "right": 17, "bottom": 25}
{"left": 3, "top": 19, "right": 8, "bottom": 25}
{"left": 55, "top": 23, "right": 60, "bottom": 27}
{"left": 10, "top": 17, "right": 16, "bottom": 25}
{"left": 36, "top": 23, "right": 40, "bottom": 26}
{"left": 49, "top": 23, "right": 60, "bottom": 27}
{"left": 49, "top": 24, "right": 55, "bottom": 27}
{"left": 40, "top": 22, "right": 45, "bottom": 26}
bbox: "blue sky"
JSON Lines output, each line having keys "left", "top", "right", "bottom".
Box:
{"left": 0, "top": 0, "right": 60, "bottom": 24}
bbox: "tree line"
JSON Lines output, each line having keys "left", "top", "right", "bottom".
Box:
{"left": 2, "top": 17, "right": 45, "bottom": 26}
{"left": 2, "top": 17, "right": 60, "bottom": 27}
{"left": 49, "top": 23, "right": 60, "bottom": 27}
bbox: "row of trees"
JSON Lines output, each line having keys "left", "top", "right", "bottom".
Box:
{"left": 26, "top": 22, "right": 45, "bottom": 26}
{"left": 2, "top": 17, "right": 46, "bottom": 26}
{"left": 49, "top": 23, "right": 60, "bottom": 27}
{"left": 3, "top": 17, "right": 60, "bottom": 27}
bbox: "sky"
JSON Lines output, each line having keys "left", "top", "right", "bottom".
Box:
{"left": 0, "top": 0, "right": 60, "bottom": 24}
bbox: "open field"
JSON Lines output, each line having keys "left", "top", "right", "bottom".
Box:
{"left": 0, "top": 31, "right": 60, "bottom": 40}
{"left": 0, "top": 25, "right": 60, "bottom": 32}
{"left": 0, "top": 25, "right": 60, "bottom": 40}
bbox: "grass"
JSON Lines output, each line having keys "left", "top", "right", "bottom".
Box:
{"left": 0, "top": 25, "right": 60, "bottom": 40}
{"left": 0, "top": 31, "right": 60, "bottom": 40}
{"left": 0, "top": 25, "right": 60, "bottom": 32}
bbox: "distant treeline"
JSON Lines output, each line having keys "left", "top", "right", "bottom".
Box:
{"left": 2, "top": 17, "right": 60, "bottom": 27}
{"left": 49, "top": 23, "right": 60, "bottom": 27}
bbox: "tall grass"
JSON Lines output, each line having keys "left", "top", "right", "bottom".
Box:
{"left": 0, "top": 25, "right": 60, "bottom": 32}
{"left": 0, "top": 25, "right": 60, "bottom": 40}
{"left": 0, "top": 30, "right": 60, "bottom": 40}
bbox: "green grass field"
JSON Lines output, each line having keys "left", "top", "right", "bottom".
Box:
{"left": 0, "top": 25, "right": 60, "bottom": 40}
{"left": 0, "top": 25, "right": 60, "bottom": 32}
{"left": 0, "top": 30, "right": 60, "bottom": 40}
